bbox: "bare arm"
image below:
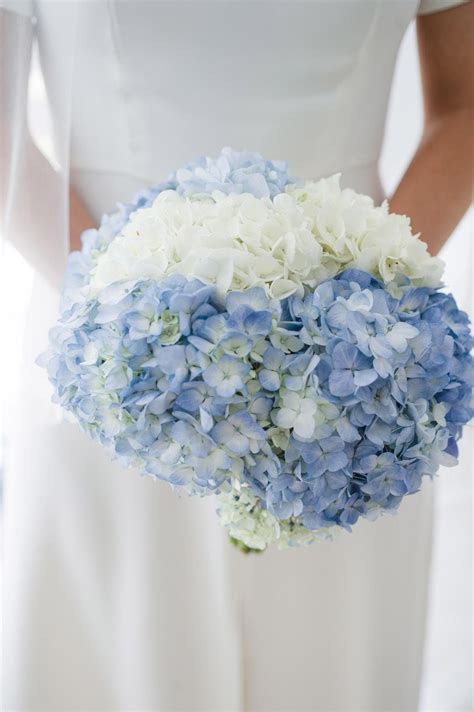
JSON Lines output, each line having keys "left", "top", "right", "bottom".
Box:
{"left": 69, "top": 184, "right": 95, "bottom": 251}
{"left": 389, "top": 2, "right": 473, "bottom": 255}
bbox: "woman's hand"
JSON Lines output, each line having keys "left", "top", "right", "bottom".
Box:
{"left": 69, "top": 186, "right": 96, "bottom": 252}
{"left": 389, "top": 2, "right": 473, "bottom": 255}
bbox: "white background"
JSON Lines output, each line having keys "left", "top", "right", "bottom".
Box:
{"left": 1, "top": 19, "right": 472, "bottom": 711}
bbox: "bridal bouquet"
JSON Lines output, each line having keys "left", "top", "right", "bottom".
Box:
{"left": 40, "top": 149, "right": 473, "bottom": 552}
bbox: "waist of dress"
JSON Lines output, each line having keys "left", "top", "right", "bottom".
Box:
{"left": 70, "top": 160, "right": 384, "bottom": 224}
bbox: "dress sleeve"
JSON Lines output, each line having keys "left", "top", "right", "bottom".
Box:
{"left": 1, "top": 1, "right": 73, "bottom": 288}
{"left": 0, "top": 3, "right": 58, "bottom": 284}
{"left": 418, "top": 0, "right": 470, "bottom": 14}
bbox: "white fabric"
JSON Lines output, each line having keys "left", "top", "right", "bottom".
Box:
{"left": 0, "top": 0, "right": 33, "bottom": 17}
{"left": 379, "top": 22, "right": 473, "bottom": 706}
{"left": 418, "top": 0, "right": 470, "bottom": 14}
{"left": 0, "top": 0, "right": 74, "bottom": 286}
{"left": 0, "top": 1, "right": 470, "bottom": 710}
{"left": 1, "top": 0, "right": 471, "bottom": 19}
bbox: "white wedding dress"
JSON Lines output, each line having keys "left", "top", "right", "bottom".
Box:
{"left": 1, "top": 1, "right": 470, "bottom": 710}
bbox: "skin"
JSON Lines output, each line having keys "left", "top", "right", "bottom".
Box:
{"left": 389, "top": 2, "right": 473, "bottom": 255}
{"left": 69, "top": 185, "right": 93, "bottom": 251}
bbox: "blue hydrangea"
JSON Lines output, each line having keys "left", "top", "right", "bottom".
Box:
{"left": 40, "top": 269, "right": 473, "bottom": 538}
{"left": 174, "top": 146, "right": 294, "bottom": 199}
{"left": 245, "top": 270, "right": 472, "bottom": 529}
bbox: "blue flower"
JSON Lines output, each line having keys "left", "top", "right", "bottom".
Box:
{"left": 266, "top": 473, "right": 308, "bottom": 520}
{"left": 258, "top": 346, "right": 286, "bottom": 391}
{"left": 171, "top": 420, "right": 214, "bottom": 459}
{"left": 203, "top": 355, "right": 251, "bottom": 398}
{"left": 174, "top": 147, "right": 294, "bottom": 199}
{"left": 212, "top": 411, "right": 266, "bottom": 455}
{"left": 296, "top": 435, "right": 349, "bottom": 477}
{"left": 359, "top": 452, "right": 408, "bottom": 505}
{"left": 307, "top": 469, "right": 351, "bottom": 510}
{"left": 174, "top": 382, "right": 227, "bottom": 418}
{"left": 328, "top": 342, "right": 378, "bottom": 398}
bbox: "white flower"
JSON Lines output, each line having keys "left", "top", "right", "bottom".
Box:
{"left": 353, "top": 212, "right": 444, "bottom": 288}
{"left": 91, "top": 190, "right": 324, "bottom": 299}
{"left": 90, "top": 176, "right": 443, "bottom": 299}
{"left": 385, "top": 322, "right": 419, "bottom": 352}
{"left": 217, "top": 486, "right": 280, "bottom": 551}
{"left": 286, "top": 177, "right": 443, "bottom": 289}
{"left": 278, "top": 520, "right": 332, "bottom": 548}
{"left": 272, "top": 390, "right": 317, "bottom": 439}
{"left": 217, "top": 486, "right": 333, "bottom": 551}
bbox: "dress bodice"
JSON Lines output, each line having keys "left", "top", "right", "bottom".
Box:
{"left": 60, "top": 0, "right": 423, "bottom": 213}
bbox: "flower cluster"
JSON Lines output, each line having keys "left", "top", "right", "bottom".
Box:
{"left": 89, "top": 176, "right": 443, "bottom": 303}
{"left": 251, "top": 271, "right": 473, "bottom": 536}
{"left": 174, "top": 146, "right": 294, "bottom": 199}
{"left": 217, "top": 486, "right": 328, "bottom": 551}
{"left": 41, "top": 277, "right": 283, "bottom": 494}
{"left": 40, "top": 149, "right": 472, "bottom": 552}
{"left": 40, "top": 269, "right": 473, "bottom": 549}
{"left": 62, "top": 148, "right": 293, "bottom": 306}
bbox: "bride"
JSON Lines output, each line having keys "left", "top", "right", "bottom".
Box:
{"left": 1, "top": 1, "right": 472, "bottom": 710}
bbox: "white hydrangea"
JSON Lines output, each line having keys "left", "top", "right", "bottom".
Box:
{"left": 278, "top": 520, "right": 332, "bottom": 549}
{"left": 272, "top": 390, "right": 318, "bottom": 439}
{"left": 91, "top": 189, "right": 324, "bottom": 299}
{"left": 216, "top": 486, "right": 280, "bottom": 551}
{"left": 90, "top": 176, "right": 443, "bottom": 299}
{"left": 217, "top": 485, "right": 334, "bottom": 551}
{"left": 288, "top": 176, "right": 444, "bottom": 289}
{"left": 272, "top": 388, "right": 342, "bottom": 441}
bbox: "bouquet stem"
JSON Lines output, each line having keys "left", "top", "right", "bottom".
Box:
{"left": 228, "top": 536, "right": 264, "bottom": 555}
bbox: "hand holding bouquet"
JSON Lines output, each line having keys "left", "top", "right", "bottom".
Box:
{"left": 40, "top": 149, "right": 473, "bottom": 552}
